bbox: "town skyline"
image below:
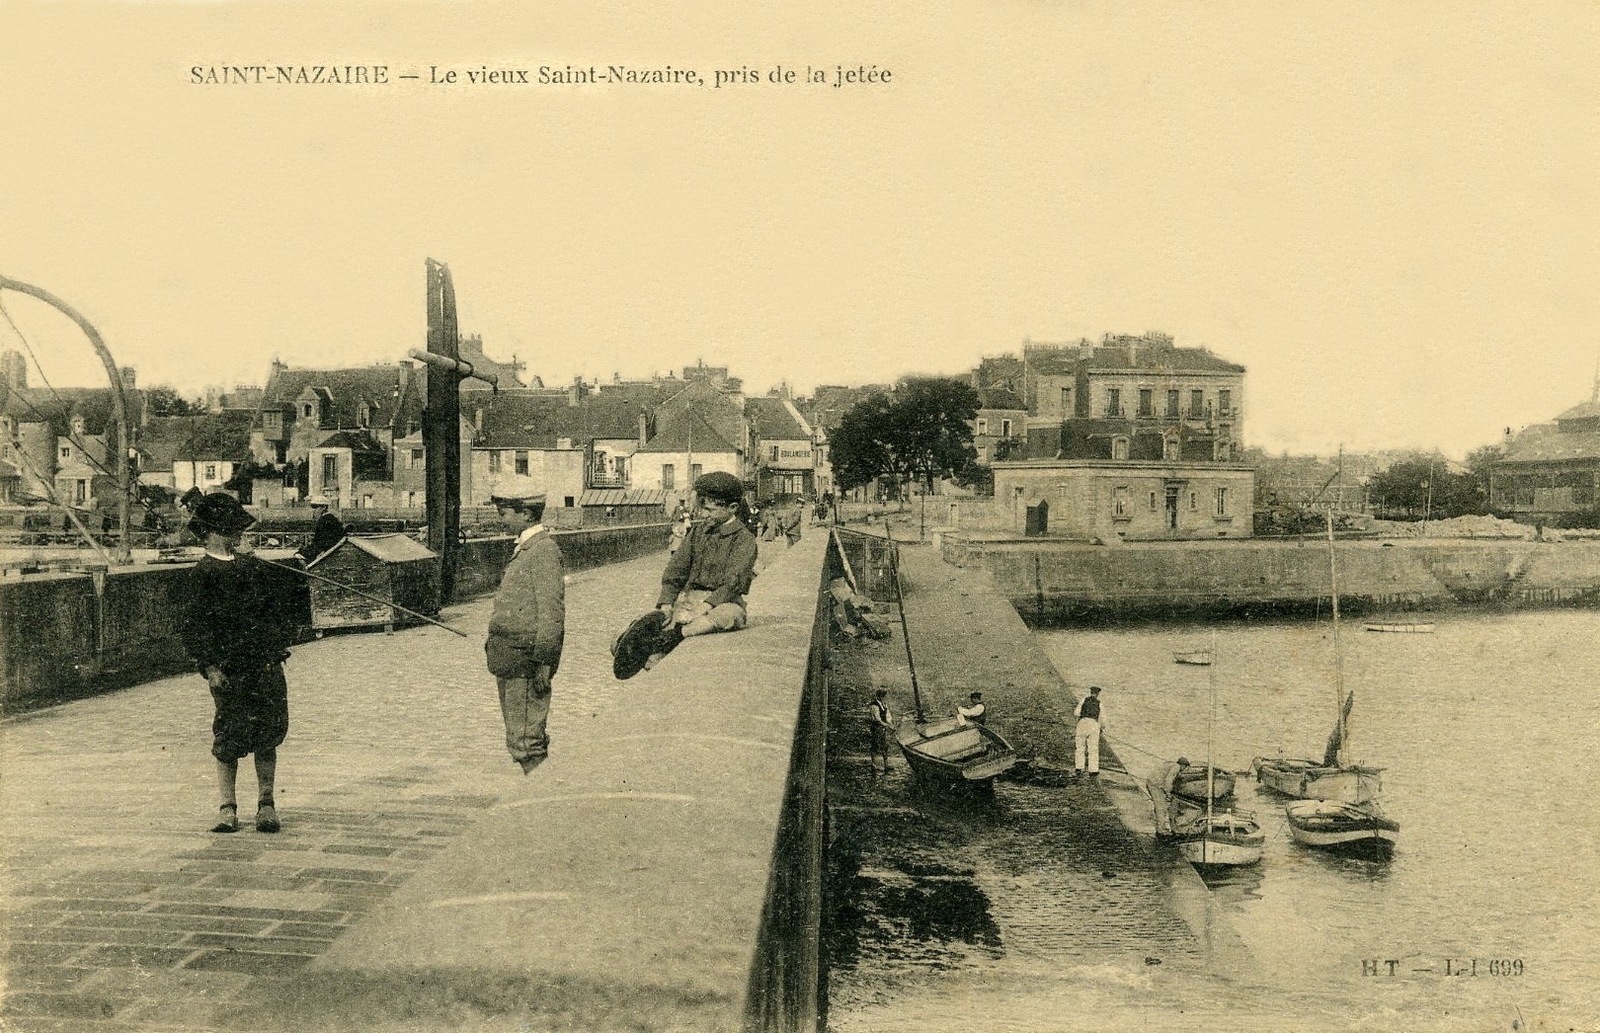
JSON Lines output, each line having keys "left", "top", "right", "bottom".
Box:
{"left": 4, "top": 322, "right": 1594, "bottom": 465}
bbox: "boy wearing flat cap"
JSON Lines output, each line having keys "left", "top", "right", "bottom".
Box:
{"left": 485, "top": 479, "right": 565, "bottom": 774}
{"left": 179, "top": 493, "right": 296, "bottom": 833}
{"left": 646, "top": 471, "right": 759, "bottom": 668}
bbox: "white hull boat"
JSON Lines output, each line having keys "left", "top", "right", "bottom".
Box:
{"left": 1363, "top": 622, "right": 1435, "bottom": 634}
{"left": 1175, "top": 812, "right": 1264, "bottom": 866}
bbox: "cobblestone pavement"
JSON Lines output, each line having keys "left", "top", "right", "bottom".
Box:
{"left": 0, "top": 550, "right": 680, "bottom": 1033}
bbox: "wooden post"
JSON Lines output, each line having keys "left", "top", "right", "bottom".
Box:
{"left": 423, "top": 259, "right": 462, "bottom": 602}
{"left": 418, "top": 259, "right": 498, "bottom": 604}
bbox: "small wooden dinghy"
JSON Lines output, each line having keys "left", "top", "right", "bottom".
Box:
{"left": 896, "top": 717, "right": 1018, "bottom": 783}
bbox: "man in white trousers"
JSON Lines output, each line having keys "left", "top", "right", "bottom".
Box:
{"left": 1074, "top": 685, "right": 1104, "bottom": 778}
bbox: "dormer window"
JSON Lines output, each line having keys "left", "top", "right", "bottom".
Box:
{"left": 302, "top": 403, "right": 314, "bottom": 419}
{"left": 1112, "top": 436, "right": 1130, "bottom": 461}
{"left": 70, "top": 415, "right": 86, "bottom": 436}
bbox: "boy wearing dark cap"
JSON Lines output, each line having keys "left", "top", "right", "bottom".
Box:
{"left": 646, "top": 471, "right": 759, "bottom": 668}
{"left": 485, "top": 481, "right": 565, "bottom": 774}
{"left": 179, "top": 493, "right": 296, "bottom": 833}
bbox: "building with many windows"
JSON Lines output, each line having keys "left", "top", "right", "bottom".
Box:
{"left": 747, "top": 393, "right": 818, "bottom": 500}
{"left": 992, "top": 332, "right": 1254, "bottom": 539}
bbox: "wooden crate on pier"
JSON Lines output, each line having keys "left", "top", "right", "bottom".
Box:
{"left": 305, "top": 534, "right": 439, "bottom": 635}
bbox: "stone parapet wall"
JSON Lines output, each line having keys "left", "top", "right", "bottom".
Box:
{"left": 0, "top": 523, "right": 672, "bottom": 710}
{"left": 941, "top": 536, "right": 1600, "bottom": 620}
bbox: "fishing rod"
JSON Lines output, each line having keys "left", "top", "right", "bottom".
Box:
{"left": 258, "top": 552, "right": 470, "bottom": 638}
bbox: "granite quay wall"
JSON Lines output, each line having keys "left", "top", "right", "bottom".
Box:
{"left": 941, "top": 535, "right": 1600, "bottom": 622}
{"left": 0, "top": 524, "right": 671, "bottom": 711}
{"left": 743, "top": 534, "right": 835, "bottom": 1032}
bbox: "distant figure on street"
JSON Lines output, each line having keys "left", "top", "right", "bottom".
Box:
{"left": 298, "top": 497, "right": 345, "bottom": 564}
{"left": 179, "top": 493, "right": 296, "bottom": 834}
{"left": 780, "top": 502, "right": 801, "bottom": 545}
{"left": 867, "top": 688, "right": 895, "bottom": 772}
{"left": 668, "top": 501, "right": 692, "bottom": 554}
{"left": 1074, "top": 685, "right": 1105, "bottom": 777}
{"left": 484, "top": 480, "right": 565, "bottom": 774}
{"left": 643, "top": 471, "right": 759, "bottom": 671}
{"left": 956, "top": 691, "right": 987, "bottom": 726}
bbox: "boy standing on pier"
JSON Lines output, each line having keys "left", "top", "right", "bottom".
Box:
{"left": 485, "top": 482, "right": 565, "bottom": 774}
{"left": 180, "top": 494, "right": 296, "bottom": 834}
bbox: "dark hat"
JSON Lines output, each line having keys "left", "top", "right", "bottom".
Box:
{"left": 178, "top": 486, "right": 204, "bottom": 510}
{"left": 875, "top": 688, "right": 888, "bottom": 697}
{"left": 1089, "top": 685, "right": 1102, "bottom": 694}
{"left": 693, "top": 471, "right": 744, "bottom": 504}
{"left": 969, "top": 691, "right": 983, "bottom": 700}
{"left": 188, "top": 492, "right": 255, "bottom": 536}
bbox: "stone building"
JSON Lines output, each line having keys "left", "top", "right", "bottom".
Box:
{"left": 1492, "top": 393, "right": 1600, "bottom": 521}
{"left": 991, "top": 332, "right": 1254, "bottom": 540}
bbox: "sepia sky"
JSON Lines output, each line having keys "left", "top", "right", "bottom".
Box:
{"left": 2, "top": 1, "right": 1597, "bottom": 458}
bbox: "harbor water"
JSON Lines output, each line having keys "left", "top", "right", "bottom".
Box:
{"left": 824, "top": 608, "right": 1600, "bottom": 1032}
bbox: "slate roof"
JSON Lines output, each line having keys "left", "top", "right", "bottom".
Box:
{"left": 651, "top": 381, "right": 746, "bottom": 452}
{"left": 259, "top": 364, "right": 420, "bottom": 433}
{"left": 1025, "top": 336, "right": 1244, "bottom": 375}
{"left": 636, "top": 407, "right": 740, "bottom": 454}
{"left": 976, "top": 388, "right": 1026, "bottom": 411}
{"left": 457, "top": 336, "right": 529, "bottom": 391}
{"left": 1500, "top": 423, "right": 1600, "bottom": 464}
{"left": 315, "top": 429, "right": 388, "bottom": 454}
{"left": 746, "top": 396, "right": 810, "bottom": 440}
{"left": 1, "top": 387, "right": 144, "bottom": 437}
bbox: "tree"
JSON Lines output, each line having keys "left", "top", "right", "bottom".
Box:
{"left": 1369, "top": 453, "right": 1485, "bottom": 520}
{"left": 828, "top": 394, "right": 894, "bottom": 494}
{"left": 826, "top": 378, "right": 980, "bottom": 502}
{"left": 143, "top": 385, "right": 200, "bottom": 417}
{"left": 1464, "top": 444, "right": 1504, "bottom": 511}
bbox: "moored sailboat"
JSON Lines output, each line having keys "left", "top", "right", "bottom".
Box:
{"left": 1253, "top": 507, "right": 1385, "bottom": 805}
{"left": 1172, "top": 632, "right": 1262, "bottom": 868}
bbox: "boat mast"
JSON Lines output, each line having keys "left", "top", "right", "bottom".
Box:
{"left": 885, "top": 526, "right": 925, "bottom": 722}
{"left": 1326, "top": 504, "right": 1348, "bottom": 768}
{"left": 1204, "top": 629, "right": 1217, "bottom": 864}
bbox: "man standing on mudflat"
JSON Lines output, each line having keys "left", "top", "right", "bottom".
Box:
{"left": 1074, "top": 684, "right": 1105, "bottom": 778}
{"left": 645, "top": 471, "right": 759, "bottom": 669}
{"left": 484, "top": 480, "right": 565, "bottom": 774}
{"left": 180, "top": 493, "right": 296, "bottom": 834}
